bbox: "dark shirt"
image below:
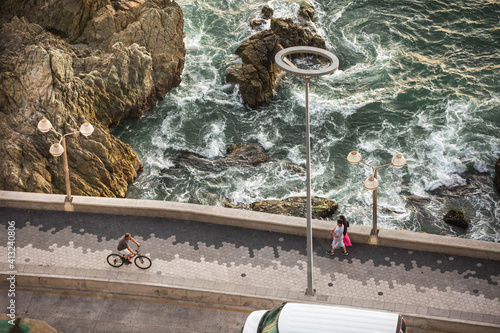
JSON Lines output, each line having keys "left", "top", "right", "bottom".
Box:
{"left": 117, "top": 236, "right": 128, "bottom": 251}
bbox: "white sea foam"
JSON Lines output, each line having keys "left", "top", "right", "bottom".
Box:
{"left": 200, "top": 122, "right": 227, "bottom": 158}
{"left": 287, "top": 145, "right": 305, "bottom": 166}
{"left": 255, "top": 132, "right": 274, "bottom": 150}
{"left": 268, "top": 0, "right": 299, "bottom": 19}
{"left": 185, "top": 32, "right": 205, "bottom": 49}
{"left": 116, "top": 0, "right": 500, "bottom": 241}
{"left": 410, "top": 100, "right": 477, "bottom": 191}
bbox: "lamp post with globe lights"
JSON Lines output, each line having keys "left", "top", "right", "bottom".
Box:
{"left": 347, "top": 151, "right": 406, "bottom": 236}
{"left": 37, "top": 118, "right": 94, "bottom": 202}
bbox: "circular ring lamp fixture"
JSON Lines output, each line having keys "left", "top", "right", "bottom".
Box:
{"left": 275, "top": 46, "right": 339, "bottom": 77}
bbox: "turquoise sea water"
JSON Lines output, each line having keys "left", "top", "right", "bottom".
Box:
{"left": 113, "top": 0, "right": 500, "bottom": 242}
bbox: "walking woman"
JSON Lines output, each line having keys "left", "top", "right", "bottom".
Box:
{"left": 327, "top": 219, "right": 348, "bottom": 256}
{"left": 339, "top": 215, "right": 352, "bottom": 248}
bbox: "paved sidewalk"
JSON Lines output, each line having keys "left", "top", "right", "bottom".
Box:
{"left": 1, "top": 207, "right": 499, "bottom": 331}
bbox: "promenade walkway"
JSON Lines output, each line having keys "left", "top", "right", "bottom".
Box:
{"left": 1, "top": 204, "right": 500, "bottom": 332}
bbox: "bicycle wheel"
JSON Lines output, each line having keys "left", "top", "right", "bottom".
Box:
{"left": 134, "top": 255, "right": 152, "bottom": 269}
{"left": 107, "top": 254, "right": 124, "bottom": 267}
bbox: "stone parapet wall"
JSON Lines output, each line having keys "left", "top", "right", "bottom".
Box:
{"left": 1, "top": 190, "right": 499, "bottom": 260}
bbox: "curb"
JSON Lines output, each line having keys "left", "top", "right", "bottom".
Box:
{"left": 1, "top": 191, "right": 499, "bottom": 260}
{"left": 1, "top": 273, "right": 499, "bottom": 333}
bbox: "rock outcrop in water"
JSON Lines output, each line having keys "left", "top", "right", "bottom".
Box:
{"left": 443, "top": 209, "right": 468, "bottom": 229}
{"left": 161, "top": 143, "right": 271, "bottom": 176}
{"left": 0, "top": 0, "right": 185, "bottom": 197}
{"left": 226, "top": 31, "right": 283, "bottom": 108}
{"left": 226, "top": 1, "right": 326, "bottom": 107}
{"left": 225, "top": 196, "right": 339, "bottom": 219}
{"left": 161, "top": 142, "right": 305, "bottom": 177}
{"left": 406, "top": 172, "right": 498, "bottom": 232}
{"left": 250, "top": 5, "right": 273, "bottom": 29}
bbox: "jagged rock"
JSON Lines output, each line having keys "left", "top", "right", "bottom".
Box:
{"left": 443, "top": 209, "right": 468, "bottom": 229}
{"left": 226, "top": 3, "right": 326, "bottom": 107}
{"left": 0, "top": 0, "right": 185, "bottom": 118}
{"left": 226, "top": 31, "right": 283, "bottom": 107}
{"left": 161, "top": 143, "right": 305, "bottom": 183}
{"left": 428, "top": 172, "right": 494, "bottom": 197}
{"left": 0, "top": 17, "right": 143, "bottom": 197}
{"left": 0, "top": 0, "right": 108, "bottom": 41}
{"left": 284, "top": 163, "right": 306, "bottom": 174}
{"left": 261, "top": 5, "right": 274, "bottom": 20}
{"left": 80, "top": 0, "right": 186, "bottom": 99}
{"left": 250, "top": 5, "right": 274, "bottom": 28}
{"left": 0, "top": 0, "right": 185, "bottom": 198}
{"left": 250, "top": 19, "right": 266, "bottom": 29}
{"left": 223, "top": 198, "right": 237, "bottom": 209}
{"left": 270, "top": 17, "right": 326, "bottom": 49}
{"left": 227, "top": 196, "right": 338, "bottom": 219}
{"left": 405, "top": 195, "right": 436, "bottom": 208}
{"left": 406, "top": 172, "right": 498, "bottom": 231}
{"left": 226, "top": 142, "right": 271, "bottom": 166}
{"left": 298, "top": 2, "right": 315, "bottom": 21}
{"left": 495, "top": 157, "right": 500, "bottom": 192}
{"left": 161, "top": 143, "right": 271, "bottom": 176}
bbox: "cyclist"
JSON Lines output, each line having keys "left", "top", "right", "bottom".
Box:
{"left": 117, "top": 233, "right": 140, "bottom": 264}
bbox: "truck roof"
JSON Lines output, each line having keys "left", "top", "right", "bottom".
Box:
{"left": 278, "top": 303, "right": 400, "bottom": 333}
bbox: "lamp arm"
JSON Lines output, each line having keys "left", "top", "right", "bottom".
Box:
{"left": 48, "top": 128, "right": 79, "bottom": 139}
{"left": 375, "top": 162, "right": 393, "bottom": 171}
{"left": 63, "top": 130, "right": 81, "bottom": 138}
{"left": 359, "top": 160, "right": 375, "bottom": 170}
{"left": 50, "top": 128, "right": 63, "bottom": 138}
{"left": 62, "top": 130, "right": 81, "bottom": 140}
{"left": 52, "top": 130, "right": 79, "bottom": 145}
{"left": 372, "top": 162, "right": 393, "bottom": 178}
{"left": 54, "top": 130, "right": 78, "bottom": 144}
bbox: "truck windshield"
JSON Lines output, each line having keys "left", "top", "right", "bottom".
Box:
{"left": 398, "top": 315, "right": 407, "bottom": 333}
{"left": 259, "top": 303, "right": 286, "bottom": 333}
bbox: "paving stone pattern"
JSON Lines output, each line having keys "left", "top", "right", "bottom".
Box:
{"left": 1, "top": 207, "right": 499, "bottom": 326}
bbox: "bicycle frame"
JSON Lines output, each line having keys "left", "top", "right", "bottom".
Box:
{"left": 122, "top": 246, "right": 141, "bottom": 260}
{"left": 107, "top": 245, "right": 151, "bottom": 270}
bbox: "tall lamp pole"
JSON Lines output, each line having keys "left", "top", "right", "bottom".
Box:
{"left": 37, "top": 118, "right": 94, "bottom": 202}
{"left": 347, "top": 151, "right": 406, "bottom": 235}
{"left": 275, "top": 47, "right": 339, "bottom": 295}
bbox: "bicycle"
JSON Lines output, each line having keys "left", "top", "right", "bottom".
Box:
{"left": 107, "top": 246, "right": 152, "bottom": 269}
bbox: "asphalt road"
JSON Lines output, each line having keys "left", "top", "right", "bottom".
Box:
{"left": 3, "top": 288, "right": 434, "bottom": 333}
{"left": 4, "top": 288, "right": 249, "bottom": 333}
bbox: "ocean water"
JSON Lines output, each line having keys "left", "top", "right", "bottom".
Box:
{"left": 113, "top": 0, "right": 500, "bottom": 242}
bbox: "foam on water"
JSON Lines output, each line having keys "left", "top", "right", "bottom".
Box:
{"left": 200, "top": 121, "right": 227, "bottom": 158}
{"left": 255, "top": 132, "right": 274, "bottom": 150}
{"left": 112, "top": 0, "right": 500, "bottom": 242}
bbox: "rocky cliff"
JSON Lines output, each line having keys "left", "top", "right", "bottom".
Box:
{"left": 0, "top": 0, "right": 185, "bottom": 197}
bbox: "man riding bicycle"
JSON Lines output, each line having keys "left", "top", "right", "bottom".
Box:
{"left": 117, "top": 233, "right": 140, "bottom": 264}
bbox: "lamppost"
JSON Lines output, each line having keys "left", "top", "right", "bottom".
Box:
{"left": 347, "top": 151, "right": 406, "bottom": 235}
{"left": 275, "top": 46, "right": 339, "bottom": 296}
{"left": 37, "top": 118, "right": 94, "bottom": 202}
